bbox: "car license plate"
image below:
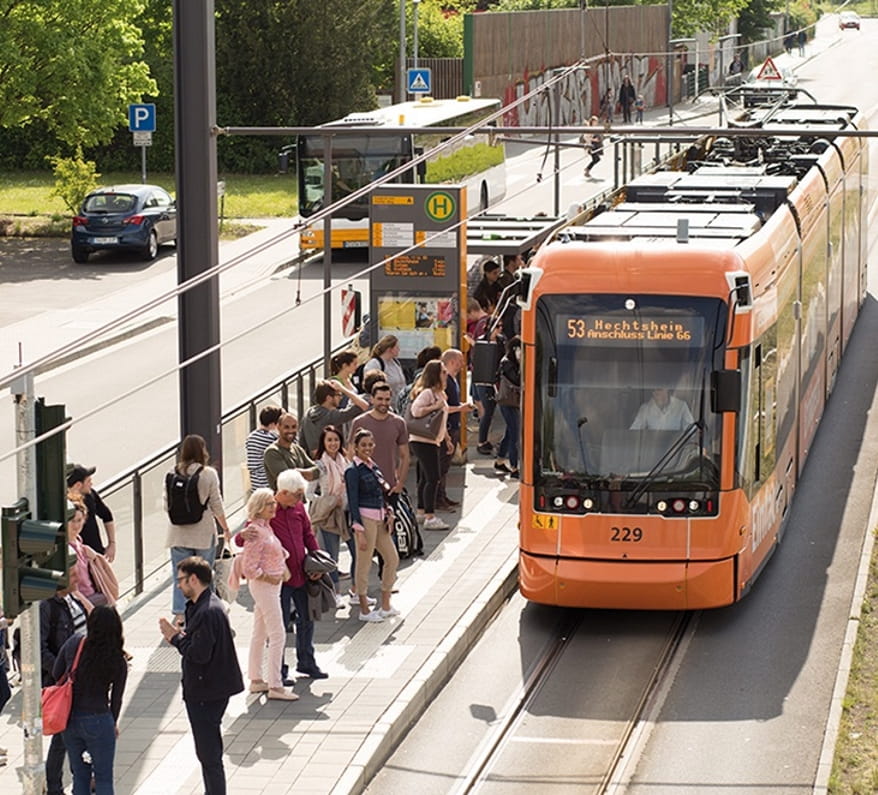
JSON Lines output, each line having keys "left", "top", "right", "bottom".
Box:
{"left": 91, "top": 236, "right": 117, "bottom": 245}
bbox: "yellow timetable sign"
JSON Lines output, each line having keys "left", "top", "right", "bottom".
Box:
{"left": 373, "top": 195, "right": 414, "bottom": 205}
{"left": 532, "top": 513, "right": 558, "bottom": 530}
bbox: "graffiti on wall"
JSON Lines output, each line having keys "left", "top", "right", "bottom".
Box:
{"left": 502, "top": 55, "right": 666, "bottom": 128}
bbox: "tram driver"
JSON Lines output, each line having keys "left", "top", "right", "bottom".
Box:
{"left": 630, "top": 387, "right": 694, "bottom": 432}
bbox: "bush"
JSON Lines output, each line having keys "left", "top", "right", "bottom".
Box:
{"left": 425, "top": 142, "right": 504, "bottom": 183}
{"left": 47, "top": 152, "right": 100, "bottom": 214}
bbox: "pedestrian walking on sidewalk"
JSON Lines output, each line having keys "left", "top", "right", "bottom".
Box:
{"left": 238, "top": 488, "right": 298, "bottom": 701}
{"left": 160, "top": 556, "right": 243, "bottom": 795}
{"left": 618, "top": 75, "right": 636, "bottom": 124}
{"left": 55, "top": 605, "right": 127, "bottom": 795}
{"left": 494, "top": 336, "right": 522, "bottom": 479}
{"left": 346, "top": 429, "right": 401, "bottom": 622}
{"left": 582, "top": 116, "right": 604, "bottom": 179}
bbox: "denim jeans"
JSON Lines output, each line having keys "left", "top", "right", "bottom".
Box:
{"left": 280, "top": 584, "right": 316, "bottom": 676}
{"left": 185, "top": 697, "right": 229, "bottom": 795}
{"left": 170, "top": 540, "right": 216, "bottom": 614}
{"left": 498, "top": 405, "right": 520, "bottom": 469}
{"left": 63, "top": 711, "right": 116, "bottom": 795}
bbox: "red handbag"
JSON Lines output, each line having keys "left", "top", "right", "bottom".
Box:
{"left": 41, "top": 637, "right": 86, "bottom": 736}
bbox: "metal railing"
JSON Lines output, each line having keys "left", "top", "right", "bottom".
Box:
{"left": 99, "top": 343, "right": 349, "bottom": 599}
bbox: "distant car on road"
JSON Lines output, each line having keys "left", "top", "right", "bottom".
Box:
{"left": 71, "top": 184, "right": 176, "bottom": 263}
{"left": 839, "top": 11, "right": 861, "bottom": 30}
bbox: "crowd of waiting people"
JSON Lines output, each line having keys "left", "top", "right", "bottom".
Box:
{"left": 0, "top": 297, "right": 524, "bottom": 793}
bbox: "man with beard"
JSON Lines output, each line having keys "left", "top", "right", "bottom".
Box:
{"left": 262, "top": 413, "right": 319, "bottom": 491}
{"left": 350, "top": 383, "right": 410, "bottom": 493}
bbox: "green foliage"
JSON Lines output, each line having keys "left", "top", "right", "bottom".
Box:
{"left": 425, "top": 142, "right": 504, "bottom": 182}
{"left": 47, "top": 152, "right": 101, "bottom": 215}
{"left": 412, "top": 1, "right": 465, "bottom": 57}
{"left": 0, "top": 0, "right": 157, "bottom": 149}
{"left": 737, "top": 0, "right": 784, "bottom": 43}
{"left": 671, "top": 0, "right": 751, "bottom": 38}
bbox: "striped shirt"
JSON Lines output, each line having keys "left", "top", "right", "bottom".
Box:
{"left": 245, "top": 428, "right": 277, "bottom": 490}
{"left": 65, "top": 594, "right": 88, "bottom": 633}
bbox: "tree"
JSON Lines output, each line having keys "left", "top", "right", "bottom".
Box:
{"left": 737, "top": 0, "right": 783, "bottom": 44}
{"left": 0, "top": 0, "right": 157, "bottom": 149}
{"left": 670, "top": 0, "right": 751, "bottom": 39}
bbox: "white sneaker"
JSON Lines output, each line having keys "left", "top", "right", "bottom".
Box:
{"left": 333, "top": 593, "right": 345, "bottom": 609}
{"left": 358, "top": 609, "right": 384, "bottom": 623}
{"left": 378, "top": 606, "right": 401, "bottom": 618}
{"left": 349, "top": 592, "right": 377, "bottom": 606}
{"left": 423, "top": 516, "right": 450, "bottom": 530}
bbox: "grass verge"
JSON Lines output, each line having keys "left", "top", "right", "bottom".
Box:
{"left": 829, "top": 528, "right": 878, "bottom": 793}
{"left": 0, "top": 170, "right": 298, "bottom": 237}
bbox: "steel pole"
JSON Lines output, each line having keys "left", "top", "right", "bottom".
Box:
{"left": 399, "top": 0, "right": 407, "bottom": 103}
{"left": 323, "top": 135, "right": 333, "bottom": 376}
{"left": 12, "top": 369, "right": 44, "bottom": 795}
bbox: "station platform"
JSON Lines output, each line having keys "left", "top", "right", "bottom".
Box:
{"left": 0, "top": 437, "right": 520, "bottom": 794}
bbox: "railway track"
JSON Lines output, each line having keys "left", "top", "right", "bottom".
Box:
{"left": 451, "top": 610, "right": 696, "bottom": 794}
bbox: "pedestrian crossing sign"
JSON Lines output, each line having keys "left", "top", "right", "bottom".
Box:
{"left": 407, "top": 68, "right": 432, "bottom": 94}
{"left": 755, "top": 56, "right": 782, "bottom": 81}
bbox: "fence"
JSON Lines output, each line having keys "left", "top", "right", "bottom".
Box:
{"left": 99, "top": 343, "right": 349, "bottom": 600}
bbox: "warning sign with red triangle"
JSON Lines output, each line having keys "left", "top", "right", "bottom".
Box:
{"left": 755, "top": 56, "right": 783, "bottom": 81}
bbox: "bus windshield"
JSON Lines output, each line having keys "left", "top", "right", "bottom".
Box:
{"left": 297, "top": 134, "right": 413, "bottom": 218}
{"left": 534, "top": 293, "right": 726, "bottom": 496}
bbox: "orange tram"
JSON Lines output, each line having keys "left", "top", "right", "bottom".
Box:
{"left": 517, "top": 91, "right": 869, "bottom": 609}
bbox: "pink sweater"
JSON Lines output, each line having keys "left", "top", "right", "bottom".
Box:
{"left": 239, "top": 518, "right": 288, "bottom": 580}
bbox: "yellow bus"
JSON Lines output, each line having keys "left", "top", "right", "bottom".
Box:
{"left": 292, "top": 96, "right": 505, "bottom": 252}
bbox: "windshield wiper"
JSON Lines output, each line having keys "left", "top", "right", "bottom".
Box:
{"left": 625, "top": 421, "right": 703, "bottom": 507}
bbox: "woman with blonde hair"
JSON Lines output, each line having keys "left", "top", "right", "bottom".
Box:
{"left": 239, "top": 488, "right": 297, "bottom": 700}
{"left": 363, "top": 334, "right": 406, "bottom": 400}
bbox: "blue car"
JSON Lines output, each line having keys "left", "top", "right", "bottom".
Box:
{"left": 71, "top": 184, "right": 176, "bottom": 263}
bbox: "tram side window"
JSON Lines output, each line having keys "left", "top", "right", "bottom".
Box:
{"left": 751, "top": 327, "right": 779, "bottom": 487}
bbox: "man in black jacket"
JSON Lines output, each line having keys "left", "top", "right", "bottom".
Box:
{"left": 40, "top": 569, "right": 90, "bottom": 795}
{"left": 160, "top": 556, "right": 243, "bottom": 795}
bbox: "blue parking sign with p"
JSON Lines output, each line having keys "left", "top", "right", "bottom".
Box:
{"left": 128, "top": 103, "right": 156, "bottom": 132}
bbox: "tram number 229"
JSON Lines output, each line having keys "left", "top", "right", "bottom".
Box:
{"left": 611, "top": 526, "right": 643, "bottom": 542}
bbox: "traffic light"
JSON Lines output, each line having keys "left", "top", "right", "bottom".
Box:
{"left": 0, "top": 400, "right": 74, "bottom": 619}
{"left": 1, "top": 498, "right": 73, "bottom": 619}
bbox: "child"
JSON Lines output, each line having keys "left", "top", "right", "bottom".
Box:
{"left": 634, "top": 94, "right": 645, "bottom": 124}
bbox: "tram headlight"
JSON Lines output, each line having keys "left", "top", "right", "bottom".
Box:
{"left": 583, "top": 498, "right": 594, "bottom": 510}
{"left": 656, "top": 500, "right": 668, "bottom": 512}
{"left": 688, "top": 500, "right": 700, "bottom": 512}
{"left": 672, "top": 499, "right": 686, "bottom": 513}
{"left": 553, "top": 496, "right": 564, "bottom": 508}
{"left": 565, "top": 495, "right": 579, "bottom": 510}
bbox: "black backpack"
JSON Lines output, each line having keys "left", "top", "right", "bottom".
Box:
{"left": 352, "top": 356, "right": 384, "bottom": 393}
{"left": 165, "top": 465, "right": 209, "bottom": 525}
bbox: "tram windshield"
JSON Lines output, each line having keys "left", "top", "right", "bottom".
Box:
{"left": 534, "top": 294, "right": 726, "bottom": 495}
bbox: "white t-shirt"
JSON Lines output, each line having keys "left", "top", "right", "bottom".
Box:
{"left": 630, "top": 395, "right": 694, "bottom": 431}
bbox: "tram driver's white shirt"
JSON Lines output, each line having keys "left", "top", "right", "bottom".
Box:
{"left": 630, "top": 395, "right": 694, "bottom": 431}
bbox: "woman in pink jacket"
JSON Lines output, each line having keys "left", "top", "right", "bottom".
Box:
{"left": 239, "top": 488, "right": 297, "bottom": 701}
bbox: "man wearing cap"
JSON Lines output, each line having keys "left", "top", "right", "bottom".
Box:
{"left": 67, "top": 464, "right": 117, "bottom": 563}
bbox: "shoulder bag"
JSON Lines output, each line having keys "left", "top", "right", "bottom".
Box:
{"left": 496, "top": 372, "right": 522, "bottom": 407}
{"left": 41, "top": 637, "right": 86, "bottom": 736}
{"left": 405, "top": 396, "right": 445, "bottom": 440}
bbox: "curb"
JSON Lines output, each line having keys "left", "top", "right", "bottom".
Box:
{"left": 332, "top": 546, "right": 521, "bottom": 794}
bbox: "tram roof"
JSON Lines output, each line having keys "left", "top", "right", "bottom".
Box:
{"left": 557, "top": 168, "right": 796, "bottom": 246}
{"left": 466, "top": 214, "right": 568, "bottom": 256}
